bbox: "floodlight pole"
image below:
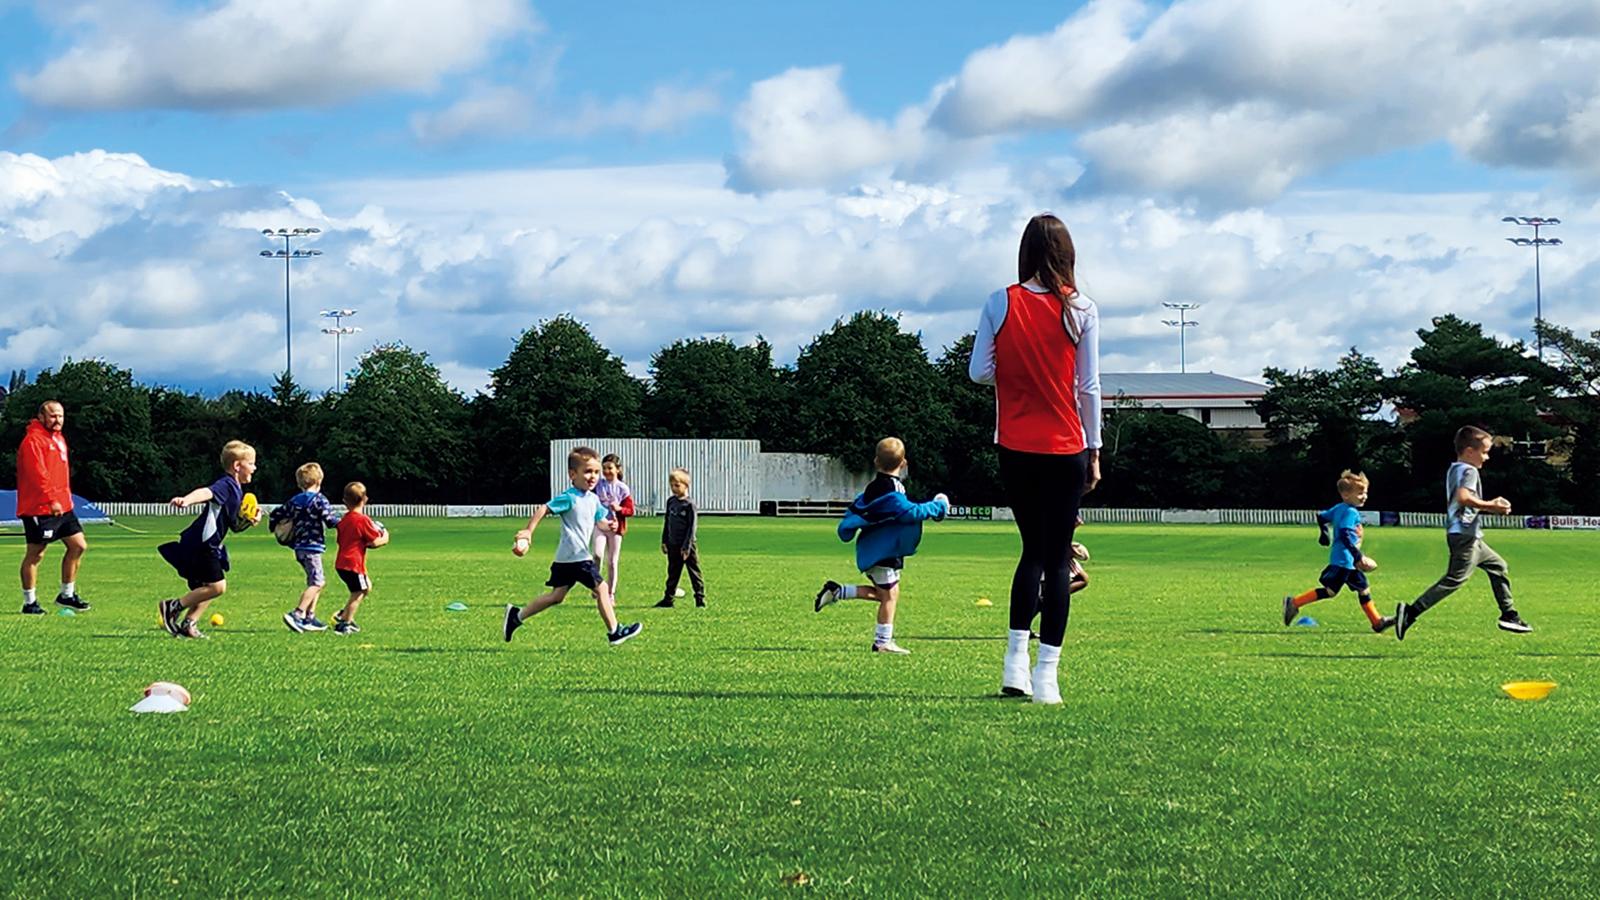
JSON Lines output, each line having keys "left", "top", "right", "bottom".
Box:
{"left": 258, "top": 227, "right": 323, "bottom": 382}
{"left": 1502, "top": 216, "right": 1561, "bottom": 360}
{"left": 319, "top": 308, "right": 360, "bottom": 393}
{"left": 1161, "top": 302, "right": 1200, "bottom": 374}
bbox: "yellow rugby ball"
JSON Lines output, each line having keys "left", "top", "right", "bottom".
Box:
{"left": 237, "top": 492, "right": 259, "bottom": 527}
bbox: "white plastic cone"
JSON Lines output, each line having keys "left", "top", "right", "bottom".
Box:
{"left": 130, "top": 695, "right": 188, "bottom": 714}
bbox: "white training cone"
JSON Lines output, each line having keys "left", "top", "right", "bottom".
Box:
{"left": 144, "top": 681, "right": 191, "bottom": 705}
{"left": 130, "top": 695, "right": 188, "bottom": 714}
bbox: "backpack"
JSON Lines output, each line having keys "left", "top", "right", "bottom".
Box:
{"left": 272, "top": 495, "right": 304, "bottom": 546}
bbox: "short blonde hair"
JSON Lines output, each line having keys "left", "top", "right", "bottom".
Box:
{"left": 296, "top": 462, "right": 324, "bottom": 490}
{"left": 874, "top": 437, "right": 906, "bottom": 473}
{"left": 669, "top": 467, "right": 691, "bottom": 488}
{"left": 343, "top": 481, "right": 368, "bottom": 507}
{"left": 1337, "top": 470, "right": 1369, "bottom": 495}
{"left": 220, "top": 440, "right": 256, "bottom": 469}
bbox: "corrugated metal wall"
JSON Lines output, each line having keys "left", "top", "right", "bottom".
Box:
{"left": 549, "top": 439, "right": 763, "bottom": 513}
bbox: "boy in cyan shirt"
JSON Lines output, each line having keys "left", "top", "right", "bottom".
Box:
{"left": 1283, "top": 470, "right": 1392, "bottom": 632}
{"left": 503, "top": 446, "right": 641, "bottom": 647}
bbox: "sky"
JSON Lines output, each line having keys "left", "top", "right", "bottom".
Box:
{"left": 3, "top": 0, "right": 1600, "bottom": 396}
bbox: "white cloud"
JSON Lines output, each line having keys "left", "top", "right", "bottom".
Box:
{"left": 16, "top": 0, "right": 535, "bottom": 111}
{"left": 411, "top": 80, "right": 722, "bottom": 145}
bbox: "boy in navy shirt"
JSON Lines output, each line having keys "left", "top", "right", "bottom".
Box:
{"left": 1282, "top": 470, "right": 1391, "bottom": 633}
{"left": 269, "top": 461, "right": 343, "bottom": 633}
{"left": 158, "top": 440, "right": 259, "bottom": 639}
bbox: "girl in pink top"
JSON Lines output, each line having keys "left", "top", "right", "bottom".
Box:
{"left": 592, "top": 454, "right": 635, "bottom": 599}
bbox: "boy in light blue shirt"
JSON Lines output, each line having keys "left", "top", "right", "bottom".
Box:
{"left": 503, "top": 446, "right": 641, "bottom": 646}
{"left": 1282, "top": 470, "right": 1391, "bottom": 632}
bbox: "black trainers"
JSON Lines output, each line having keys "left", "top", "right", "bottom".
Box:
{"left": 608, "top": 622, "right": 642, "bottom": 645}
{"left": 334, "top": 620, "right": 361, "bottom": 635}
{"left": 177, "top": 618, "right": 208, "bottom": 640}
{"left": 695, "top": 598, "right": 706, "bottom": 608}
{"left": 283, "top": 611, "right": 307, "bottom": 633}
{"left": 55, "top": 593, "right": 90, "bottom": 611}
{"left": 815, "top": 580, "right": 841, "bottom": 613}
{"left": 1372, "top": 616, "right": 1395, "bottom": 634}
{"left": 159, "top": 599, "right": 183, "bottom": 635}
{"left": 654, "top": 598, "right": 675, "bottom": 608}
{"left": 1282, "top": 595, "right": 1296, "bottom": 627}
{"left": 1497, "top": 612, "right": 1533, "bottom": 634}
{"left": 1393, "top": 603, "right": 1413, "bottom": 641}
{"left": 503, "top": 604, "right": 522, "bottom": 642}
{"left": 21, "top": 600, "right": 44, "bottom": 615}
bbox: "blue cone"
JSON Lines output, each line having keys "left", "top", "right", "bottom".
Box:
{"left": 57, "top": 608, "right": 76, "bottom": 617}
{"left": 444, "top": 601, "right": 469, "bottom": 612}
{"left": 1293, "top": 615, "right": 1318, "bottom": 627}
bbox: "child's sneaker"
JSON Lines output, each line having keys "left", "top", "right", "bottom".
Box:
{"left": 55, "top": 593, "right": 90, "bottom": 611}
{"left": 177, "top": 619, "right": 208, "bottom": 639}
{"left": 815, "top": 580, "right": 841, "bottom": 613}
{"left": 1282, "top": 595, "right": 1296, "bottom": 627}
{"left": 871, "top": 639, "right": 910, "bottom": 654}
{"left": 302, "top": 615, "right": 328, "bottom": 632}
{"left": 1497, "top": 612, "right": 1533, "bottom": 634}
{"left": 608, "top": 622, "right": 642, "bottom": 645}
{"left": 334, "top": 621, "right": 360, "bottom": 635}
{"left": 283, "top": 611, "right": 307, "bottom": 633}
{"left": 159, "top": 599, "right": 183, "bottom": 635}
{"left": 1372, "top": 616, "right": 1395, "bottom": 633}
{"left": 503, "top": 605, "right": 522, "bottom": 642}
{"left": 21, "top": 600, "right": 44, "bottom": 615}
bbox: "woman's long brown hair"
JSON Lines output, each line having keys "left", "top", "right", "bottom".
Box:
{"left": 1017, "top": 213, "right": 1082, "bottom": 342}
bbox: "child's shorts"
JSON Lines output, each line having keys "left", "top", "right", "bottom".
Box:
{"left": 864, "top": 565, "right": 901, "bottom": 588}
{"left": 158, "top": 542, "right": 227, "bottom": 590}
{"left": 295, "top": 550, "right": 326, "bottom": 587}
{"left": 1319, "top": 565, "right": 1369, "bottom": 595}
{"left": 336, "top": 569, "right": 371, "bottom": 593}
{"left": 548, "top": 559, "right": 603, "bottom": 591}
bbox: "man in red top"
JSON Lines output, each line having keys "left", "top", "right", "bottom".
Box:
{"left": 16, "top": 401, "right": 91, "bottom": 614}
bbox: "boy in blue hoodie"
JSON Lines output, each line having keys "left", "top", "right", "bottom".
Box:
{"left": 268, "top": 462, "right": 343, "bottom": 633}
{"left": 815, "top": 437, "right": 949, "bottom": 654}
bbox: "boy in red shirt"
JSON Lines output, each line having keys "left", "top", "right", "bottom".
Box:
{"left": 331, "top": 482, "right": 388, "bottom": 635}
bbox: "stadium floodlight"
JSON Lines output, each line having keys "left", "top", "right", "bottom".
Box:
{"left": 257, "top": 227, "right": 325, "bottom": 382}
{"left": 1161, "top": 302, "right": 1200, "bottom": 374}
{"left": 1502, "top": 216, "right": 1562, "bottom": 359}
{"left": 319, "top": 309, "right": 360, "bottom": 393}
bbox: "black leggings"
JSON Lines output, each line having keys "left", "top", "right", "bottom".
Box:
{"left": 999, "top": 447, "right": 1088, "bottom": 647}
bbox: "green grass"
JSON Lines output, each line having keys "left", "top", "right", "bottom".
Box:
{"left": 2, "top": 517, "right": 1599, "bottom": 896}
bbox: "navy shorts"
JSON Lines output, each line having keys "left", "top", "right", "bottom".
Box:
{"left": 336, "top": 569, "right": 371, "bottom": 593}
{"left": 22, "top": 510, "right": 82, "bottom": 545}
{"left": 547, "top": 559, "right": 602, "bottom": 591}
{"left": 1319, "top": 565, "right": 1369, "bottom": 595}
{"left": 158, "top": 542, "right": 227, "bottom": 590}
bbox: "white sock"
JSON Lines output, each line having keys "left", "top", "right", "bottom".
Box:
{"left": 1007, "top": 629, "right": 1030, "bottom": 657}
{"left": 874, "top": 623, "right": 893, "bottom": 643}
{"left": 1034, "top": 643, "right": 1062, "bottom": 678}
{"left": 23, "top": 588, "right": 37, "bottom": 605}
{"left": 60, "top": 582, "right": 76, "bottom": 598}
{"left": 840, "top": 585, "right": 858, "bottom": 600}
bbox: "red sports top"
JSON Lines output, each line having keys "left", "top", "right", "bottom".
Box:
{"left": 335, "top": 510, "right": 384, "bottom": 574}
{"left": 994, "top": 284, "right": 1086, "bottom": 455}
{"left": 16, "top": 420, "right": 73, "bottom": 516}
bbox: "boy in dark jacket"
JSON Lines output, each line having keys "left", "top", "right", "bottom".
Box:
{"left": 656, "top": 468, "right": 705, "bottom": 608}
{"left": 815, "top": 437, "right": 949, "bottom": 654}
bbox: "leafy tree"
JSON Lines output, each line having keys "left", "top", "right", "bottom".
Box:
{"left": 1094, "top": 409, "right": 1231, "bottom": 508}
{"left": 1256, "top": 349, "right": 1405, "bottom": 506}
{"left": 935, "top": 333, "right": 1000, "bottom": 504}
{"left": 791, "top": 311, "right": 953, "bottom": 494}
{"left": 1534, "top": 321, "right": 1600, "bottom": 511}
{"left": 646, "top": 336, "right": 788, "bottom": 443}
{"left": 481, "top": 316, "right": 644, "bottom": 500}
{"left": 147, "top": 387, "right": 242, "bottom": 499}
{"left": 321, "top": 343, "right": 471, "bottom": 503}
{"left": 233, "top": 373, "right": 332, "bottom": 500}
{"left": 0, "top": 359, "right": 158, "bottom": 499}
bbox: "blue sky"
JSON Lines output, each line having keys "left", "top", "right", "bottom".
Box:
{"left": 2, "top": 0, "right": 1599, "bottom": 395}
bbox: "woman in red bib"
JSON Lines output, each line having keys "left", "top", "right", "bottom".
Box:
{"left": 969, "top": 214, "right": 1102, "bottom": 704}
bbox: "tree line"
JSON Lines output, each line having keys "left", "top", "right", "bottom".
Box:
{"left": 3, "top": 313, "right": 1598, "bottom": 512}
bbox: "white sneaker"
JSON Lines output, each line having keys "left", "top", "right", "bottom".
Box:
{"left": 1001, "top": 651, "right": 1033, "bottom": 697}
{"left": 1030, "top": 664, "right": 1061, "bottom": 705}
{"left": 871, "top": 639, "right": 910, "bottom": 654}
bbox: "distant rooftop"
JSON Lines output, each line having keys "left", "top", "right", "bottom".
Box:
{"left": 1102, "top": 372, "right": 1266, "bottom": 399}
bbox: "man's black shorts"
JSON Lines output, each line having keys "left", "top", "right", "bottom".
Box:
{"left": 158, "top": 542, "right": 227, "bottom": 590}
{"left": 547, "top": 559, "right": 602, "bottom": 591}
{"left": 22, "top": 510, "right": 83, "bottom": 545}
{"left": 1319, "top": 564, "right": 1369, "bottom": 595}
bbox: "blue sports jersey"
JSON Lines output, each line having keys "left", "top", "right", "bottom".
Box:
{"left": 179, "top": 475, "right": 243, "bottom": 562}
{"left": 1318, "top": 502, "right": 1363, "bottom": 569}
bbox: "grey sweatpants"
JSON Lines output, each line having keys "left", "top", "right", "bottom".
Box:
{"left": 1410, "top": 533, "right": 1514, "bottom": 617}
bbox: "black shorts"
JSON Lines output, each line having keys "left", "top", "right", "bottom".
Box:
{"left": 158, "top": 541, "right": 227, "bottom": 590}
{"left": 547, "top": 559, "right": 602, "bottom": 591}
{"left": 1319, "top": 565, "right": 1369, "bottom": 595}
{"left": 22, "top": 510, "right": 83, "bottom": 545}
{"left": 336, "top": 569, "right": 371, "bottom": 593}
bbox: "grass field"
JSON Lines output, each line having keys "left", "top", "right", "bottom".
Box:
{"left": 2, "top": 516, "right": 1598, "bottom": 896}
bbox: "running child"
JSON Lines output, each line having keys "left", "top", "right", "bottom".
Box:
{"left": 1394, "top": 426, "right": 1532, "bottom": 640}
{"left": 814, "top": 437, "right": 949, "bottom": 654}
{"left": 655, "top": 467, "right": 705, "bottom": 608}
{"left": 157, "top": 440, "right": 260, "bottom": 639}
{"left": 1281, "top": 470, "right": 1393, "bottom": 632}
{"left": 268, "top": 461, "right": 342, "bottom": 633}
{"left": 331, "top": 481, "right": 388, "bottom": 635}
{"left": 503, "top": 446, "right": 641, "bottom": 646}
{"left": 592, "top": 453, "right": 634, "bottom": 600}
